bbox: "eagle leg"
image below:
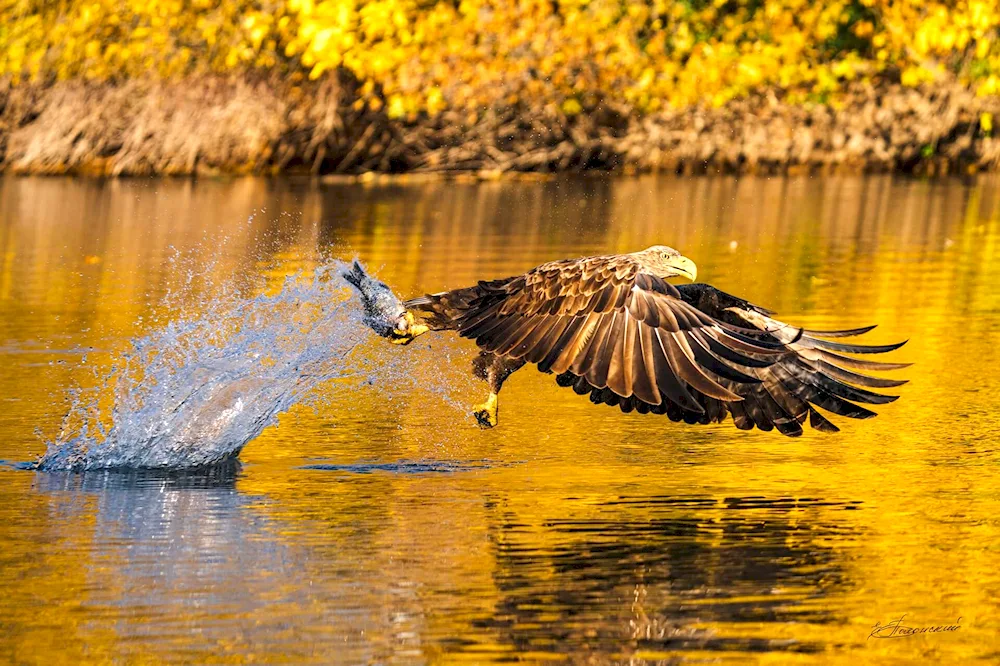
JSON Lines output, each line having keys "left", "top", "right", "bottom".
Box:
{"left": 472, "top": 393, "right": 498, "bottom": 428}
{"left": 471, "top": 352, "right": 525, "bottom": 428}
{"left": 389, "top": 312, "right": 430, "bottom": 345}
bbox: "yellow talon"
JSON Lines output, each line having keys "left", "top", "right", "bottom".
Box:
{"left": 389, "top": 312, "right": 429, "bottom": 345}
{"left": 473, "top": 392, "right": 499, "bottom": 428}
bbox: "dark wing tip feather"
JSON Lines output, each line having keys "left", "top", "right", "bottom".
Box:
{"left": 815, "top": 359, "right": 909, "bottom": 388}
{"left": 809, "top": 338, "right": 908, "bottom": 354}
{"left": 819, "top": 350, "right": 913, "bottom": 371}
{"left": 809, "top": 408, "right": 840, "bottom": 433}
{"left": 802, "top": 324, "right": 878, "bottom": 338}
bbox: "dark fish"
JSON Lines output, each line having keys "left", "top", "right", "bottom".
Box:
{"left": 341, "top": 260, "right": 410, "bottom": 339}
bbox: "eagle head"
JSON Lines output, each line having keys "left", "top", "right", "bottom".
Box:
{"left": 634, "top": 246, "right": 698, "bottom": 281}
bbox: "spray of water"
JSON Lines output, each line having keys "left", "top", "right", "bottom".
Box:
{"left": 38, "top": 261, "right": 371, "bottom": 471}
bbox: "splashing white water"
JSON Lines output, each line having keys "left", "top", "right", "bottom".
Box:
{"left": 38, "top": 261, "right": 368, "bottom": 471}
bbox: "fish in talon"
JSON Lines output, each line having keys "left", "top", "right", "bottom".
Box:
{"left": 341, "top": 260, "right": 427, "bottom": 343}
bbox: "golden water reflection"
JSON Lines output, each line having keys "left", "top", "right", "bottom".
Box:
{"left": 1, "top": 175, "right": 998, "bottom": 664}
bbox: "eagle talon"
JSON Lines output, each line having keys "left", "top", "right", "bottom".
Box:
{"left": 472, "top": 393, "right": 498, "bottom": 428}
{"left": 389, "top": 313, "right": 429, "bottom": 345}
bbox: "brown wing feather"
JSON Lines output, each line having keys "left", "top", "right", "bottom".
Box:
{"left": 491, "top": 317, "right": 541, "bottom": 356}
{"left": 585, "top": 310, "right": 620, "bottom": 389}
{"left": 572, "top": 310, "right": 616, "bottom": 376}
{"left": 652, "top": 329, "right": 703, "bottom": 412}
{"left": 604, "top": 311, "right": 632, "bottom": 397}
{"left": 546, "top": 311, "right": 602, "bottom": 375}
{"left": 510, "top": 316, "right": 561, "bottom": 358}
{"left": 635, "top": 324, "right": 662, "bottom": 406}
{"left": 666, "top": 332, "right": 742, "bottom": 401}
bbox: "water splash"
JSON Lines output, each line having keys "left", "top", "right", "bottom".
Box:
{"left": 38, "top": 261, "right": 369, "bottom": 471}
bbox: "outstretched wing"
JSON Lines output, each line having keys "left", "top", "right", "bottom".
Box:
{"left": 453, "top": 260, "right": 907, "bottom": 436}
{"left": 670, "top": 283, "right": 908, "bottom": 435}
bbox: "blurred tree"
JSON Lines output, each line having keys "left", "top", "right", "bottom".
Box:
{"left": 2, "top": 0, "right": 1000, "bottom": 115}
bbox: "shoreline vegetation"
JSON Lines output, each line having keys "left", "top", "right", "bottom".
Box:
{"left": 3, "top": 1, "right": 1000, "bottom": 177}
{"left": 4, "top": 75, "right": 999, "bottom": 178}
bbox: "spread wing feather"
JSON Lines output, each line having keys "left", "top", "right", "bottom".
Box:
{"left": 652, "top": 329, "right": 703, "bottom": 412}
{"left": 814, "top": 359, "right": 908, "bottom": 389}
{"left": 586, "top": 310, "right": 619, "bottom": 390}
{"left": 411, "top": 255, "right": 907, "bottom": 437}
{"left": 802, "top": 325, "right": 877, "bottom": 338}
{"left": 687, "top": 333, "right": 762, "bottom": 384}
{"left": 635, "top": 324, "right": 662, "bottom": 405}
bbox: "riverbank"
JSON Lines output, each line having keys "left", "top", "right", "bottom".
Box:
{"left": 2, "top": 75, "right": 998, "bottom": 177}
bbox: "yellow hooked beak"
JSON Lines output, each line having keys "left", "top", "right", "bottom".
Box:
{"left": 667, "top": 255, "right": 698, "bottom": 281}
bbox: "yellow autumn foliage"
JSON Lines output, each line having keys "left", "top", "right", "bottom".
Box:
{"left": 3, "top": 0, "right": 1000, "bottom": 117}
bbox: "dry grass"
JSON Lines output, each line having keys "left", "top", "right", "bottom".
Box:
{"left": 1, "top": 77, "right": 286, "bottom": 175}
{"left": 2, "top": 75, "right": 999, "bottom": 177}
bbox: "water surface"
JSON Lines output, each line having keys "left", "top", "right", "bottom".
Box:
{"left": 1, "top": 175, "right": 998, "bottom": 663}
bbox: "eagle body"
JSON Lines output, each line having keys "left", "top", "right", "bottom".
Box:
{"left": 391, "top": 246, "right": 907, "bottom": 436}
